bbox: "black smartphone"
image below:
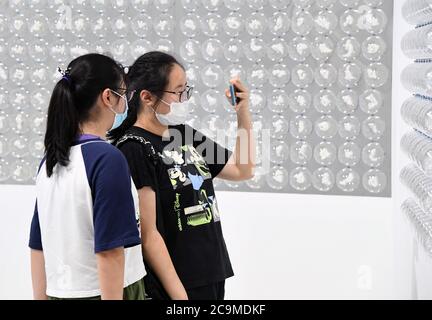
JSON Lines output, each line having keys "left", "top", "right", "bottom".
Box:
{"left": 229, "top": 83, "right": 241, "bottom": 106}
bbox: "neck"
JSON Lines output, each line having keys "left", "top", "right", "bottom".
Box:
{"left": 135, "top": 108, "right": 169, "bottom": 138}
{"left": 79, "top": 121, "right": 108, "bottom": 140}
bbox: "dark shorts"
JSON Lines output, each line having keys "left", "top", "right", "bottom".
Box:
{"left": 186, "top": 281, "right": 225, "bottom": 300}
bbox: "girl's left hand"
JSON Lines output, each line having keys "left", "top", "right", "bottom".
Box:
{"left": 225, "top": 78, "right": 250, "bottom": 113}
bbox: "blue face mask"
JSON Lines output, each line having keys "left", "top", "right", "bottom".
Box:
{"left": 109, "top": 90, "right": 129, "bottom": 131}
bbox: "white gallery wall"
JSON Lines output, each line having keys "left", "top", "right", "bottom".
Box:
{"left": 0, "top": 0, "right": 424, "bottom": 300}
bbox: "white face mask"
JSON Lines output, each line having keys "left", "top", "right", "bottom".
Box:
{"left": 155, "top": 99, "right": 189, "bottom": 126}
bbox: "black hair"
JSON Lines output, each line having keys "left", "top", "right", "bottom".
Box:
{"left": 44, "top": 53, "right": 124, "bottom": 177}
{"left": 108, "top": 51, "right": 184, "bottom": 143}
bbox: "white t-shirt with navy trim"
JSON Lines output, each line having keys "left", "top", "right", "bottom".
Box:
{"left": 29, "top": 135, "right": 146, "bottom": 298}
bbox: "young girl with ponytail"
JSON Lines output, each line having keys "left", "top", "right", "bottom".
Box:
{"left": 29, "top": 54, "right": 146, "bottom": 300}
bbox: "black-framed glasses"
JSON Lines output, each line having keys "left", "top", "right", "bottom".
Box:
{"left": 161, "top": 85, "right": 193, "bottom": 102}
{"left": 113, "top": 88, "right": 136, "bottom": 102}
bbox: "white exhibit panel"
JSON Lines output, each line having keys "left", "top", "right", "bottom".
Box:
{"left": 0, "top": 0, "right": 393, "bottom": 197}
{"left": 400, "top": 0, "right": 432, "bottom": 299}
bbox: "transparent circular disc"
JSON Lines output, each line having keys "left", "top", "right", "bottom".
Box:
{"left": 338, "top": 141, "right": 361, "bottom": 166}
{"left": 340, "top": 9, "right": 360, "bottom": 34}
{"left": 246, "top": 166, "right": 266, "bottom": 190}
{"left": 223, "top": 38, "right": 243, "bottom": 62}
{"left": 154, "top": 39, "right": 174, "bottom": 53}
{"left": 362, "top": 36, "right": 387, "bottom": 61}
{"left": 358, "top": 8, "right": 387, "bottom": 34}
{"left": 314, "top": 63, "right": 338, "bottom": 87}
{"left": 28, "top": 39, "right": 49, "bottom": 63}
{"left": 11, "top": 159, "right": 33, "bottom": 182}
{"left": 314, "top": 141, "right": 337, "bottom": 166}
{"left": 362, "top": 116, "right": 385, "bottom": 140}
{"left": 201, "top": 13, "right": 222, "bottom": 37}
{"left": 288, "top": 36, "right": 311, "bottom": 62}
{"left": 110, "top": 39, "right": 131, "bottom": 65}
{"left": 267, "top": 38, "right": 289, "bottom": 62}
{"left": 224, "top": 65, "right": 246, "bottom": 84}
{"left": 336, "top": 168, "right": 360, "bottom": 192}
{"left": 223, "top": 12, "right": 243, "bottom": 37}
{"left": 269, "top": 64, "right": 290, "bottom": 88}
{"left": 201, "top": 89, "right": 223, "bottom": 113}
{"left": 338, "top": 115, "right": 361, "bottom": 140}
{"left": 290, "top": 140, "right": 313, "bottom": 165}
{"left": 363, "top": 169, "right": 387, "bottom": 193}
{"left": 291, "top": 11, "right": 314, "bottom": 36}
{"left": 245, "top": 12, "right": 267, "bottom": 37}
{"left": 270, "top": 140, "right": 290, "bottom": 164}
{"left": 364, "top": 63, "right": 389, "bottom": 88}
{"left": 186, "top": 64, "right": 201, "bottom": 86}
{"left": 268, "top": 89, "right": 289, "bottom": 113}
{"left": 289, "top": 89, "right": 312, "bottom": 113}
{"left": 29, "top": 136, "right": 45, "bottom": 159}
{"left": 247, "top": 64, "right": 268, "bottom": 88}
{"left": 314, "top": 89, "right": 338, "bottom": 114}
{"left": 10, "top": 135, "right": 29, "bottom": 158}
{"left": 311, "top": 35, "right": 334, "bottom": 61}
{"left": 180, "top": 13, "right": 201, "bottom": 38}
{"left": 337, "top": 36, "right": 361, "bottom": 61}
{"left": 202, "top": 38, "right": 223, "bottom": 63}
{"left": 290, "top": 167, "right": 312, "bottom": 191}
{"left": 337, "top": 89, "right": 358, "bottom": 114}
{"left": 339, "top": 62, "right": 363, "bottom": 87}
{"left": 270, "top": 115, "right": 289, "bottom": 139}
{"left": 180, "top": 39, "right": 201, "bottom": 63}
{"left": 153, "top": 14, "right": 174, "bottom": 38}
{"left": 131, "top": 14, "right": 152, "bottom": 38}
{"left": 131, "top": 39, "right": 153, "bottom": 60}
{"left": 243, "top": 38, "right": 266, "bottom": 62}
{"left": 362, "top": 142, "right": 385, "bottom": 167}
{"left": 69, "top": 39, "right": 90, "bottom": 60}
{"left": 314, "top": 10, "right": 338, "bottom": 34}
{"left": 27, "top": 14, "right": 49, "bottom": 38}
{"left": 314, "top": 115, "right": 338, "bottom": 139}
{"left": 201, "top": 64, "right": 224, "bottom": 88}
{"left": 266, "top": 166, "right": 289, "bottom": 190}
{"left": 9, "top": 87, "right": 29, "bottom": 110}
{"left": 359, "top": 89, "right": 383, "bottom": 114}
{"left": 249, "top": 89, "right": 267, "bottom": 112}
{"left": 290, "top": 115, "right": 313, "bottom": 139}
{"left": 291, "top": 64, "right": 314, "bottom": 88}
{"left": 313, "top": 167, "right": 335, "bottom": 192}
{"left": 30, "top": 88, "right": 50, "bottom": 111}
{"left": 268, "top": 11, "right": 290, "bottom": 36}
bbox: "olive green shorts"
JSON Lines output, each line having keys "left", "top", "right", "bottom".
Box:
{"left": 48, "top": 278, "right": 146, "bottom": 300}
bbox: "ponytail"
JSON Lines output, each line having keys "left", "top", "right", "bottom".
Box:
{"left": 44, "top": 79, "right": 79, "bottom": 177}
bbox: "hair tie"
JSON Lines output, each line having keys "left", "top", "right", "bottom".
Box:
{"left": 58, "top": 67, "right": 73, "bottom": 85}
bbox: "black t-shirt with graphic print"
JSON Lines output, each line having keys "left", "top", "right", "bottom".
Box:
{"left": 118, "top": 124, "right": 234, "bottom": 290}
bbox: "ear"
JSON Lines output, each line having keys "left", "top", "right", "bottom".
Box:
{"left": 101, "top": 88, "right": 114, "bottom": 108}
{"left": 140, "top": 89, "right": 157, "bottom": 107}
